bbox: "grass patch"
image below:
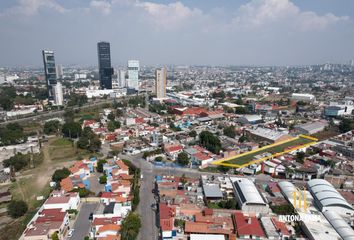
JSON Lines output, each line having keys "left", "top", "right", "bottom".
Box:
{"left": 51, "top": 138, "right": 72, "bottom": 147}
{"left": 225, "top": 137, "right": 314, "bottom": 165}
{"left": 207, "top": 202, "right": 222, "bottom": 209}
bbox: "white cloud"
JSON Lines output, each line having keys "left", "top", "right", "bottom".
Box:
{"left": 3, "top": 0, "right": 67, "bottom": 16}
{"left": 135, "top": 1, "right": 204, "bottom": 30}
{"left": 232, "top": 0, "right": 349, "bottom": 31}
{"left": 90, "top": 0, "right": 112, "bottom": 15}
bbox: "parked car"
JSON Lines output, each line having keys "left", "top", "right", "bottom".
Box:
{"left": 68, "top": 229, "right": 75, "bottom": 238}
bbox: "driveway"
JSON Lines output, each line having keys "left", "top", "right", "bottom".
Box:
{"left": 68, "top": 202, "right": 98, "bottom": 240}
{"left": 88, "top": 172, "right": 103, "bottom": 194}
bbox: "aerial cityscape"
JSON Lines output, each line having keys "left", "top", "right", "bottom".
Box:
{"left": 1, "top": 0, "right": 354, "bottom": 240}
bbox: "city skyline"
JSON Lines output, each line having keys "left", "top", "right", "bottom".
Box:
{"left": 0, "top": 0, "right": 354, "bottom": 67}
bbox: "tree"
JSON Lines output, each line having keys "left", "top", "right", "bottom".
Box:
{"left": 238, "top": 134, "right": 247, "bottom": 143}
{"left": 116, "top": 108, "right": 124, "bottom": 117}
{"left": 180, "top": 174, "right": 187, "bottom": 186}
{"left": 3, "top": 153, "right": 29, "bottom": 171}
{"left": 154, "top": 156, "right": 163, "bottom": 162}
{"left": 0, "top": 123, "right": 26, "bottom": 146}
{"left": 43, "top": 120, "right": 61, "bottom": 135}
{"left": 0, "top": 95, "right": 14, "bottom": 111}
{"left": 121, "top": 212, "right": 141, "bottom": 240}
{"left": 107, "top": 121, "right": 120, "bottom": 132}
{"left": 189, "top": 130, "right": 197, "bottom": 138}
{"left": 78, "top": 188, "right": 90, "bottom": 198}
{"left": 77, "top": 136, "right": 89, "bottom": 149}
{"left": 62, "top": 122, "right": 82, "bottom": 138}
{"left": 88, "top": 136, "right": 101, "bottom": 152}
{"left": 296, "top": 151, "right": 305, "bottom": 164}
{"left": 99, "top": 175, "right": 107, "bottom": 184}
{"left": 177, "top": 152, "right": 190, "bottom": 166}
{"left": 217, "top": 165, "right": 231, "bottom": 173}
{"left": 67, "top": 93, "right": 88, "bottom": 107}
{"left": 63, "top": 109, "right": 75, "bottom": 123}
{"left": 7, "top": 200, "right": 28, "bottom": 218}
{"left": 223, "top": 126, "right": 236, "bottom": 138}
{"left": 199, "top": 131, "right": 222, "bottom": 154}
{"left": 107, "top": 112, "right": 115, "bottom": 121}
{"left": 339, "top": 118, "right": 354, "bottom": 133}
{"left": 51, "top": 232, "right": 59, "bottom": 240}
{"left": 97, "top": 160, "right": 107, "bottom": 173}
{"left": 52, "top": 168, "right": 70, "bottom": 182}
{"left": 0, "top": 86, "right": 16, "bottom": 111}
{"left": 235, "top": 107, "right": 247, "bottom": 114}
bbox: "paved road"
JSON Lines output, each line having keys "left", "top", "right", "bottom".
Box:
{"left": 69, "top": 202, "right": 98, "bottom": 240}
{"left": 0, "top": 100, "right": 113, "bottom": 126}
{"left": 115, "top": 153, "right": 306, "bottom": 240}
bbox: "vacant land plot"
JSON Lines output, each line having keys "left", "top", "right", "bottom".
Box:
{"left": 215, "top": 135, "right": 316, "bottom": 167}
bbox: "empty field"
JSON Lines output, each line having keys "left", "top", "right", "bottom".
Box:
{"left": 215, "top": 135, "right": 317, "bottom": 167}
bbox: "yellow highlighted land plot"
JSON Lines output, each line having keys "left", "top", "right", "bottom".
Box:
{"left": 212, "top": 134, "right": 318, "bottom": 168}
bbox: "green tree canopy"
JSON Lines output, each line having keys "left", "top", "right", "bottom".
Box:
{"left": 3, "top": 153, "right": 29, "bottom": 171}
{"left": 0, "top": 123, "right": 26, "bottom": 146}
{"left": 7, "top": 200, "right": 28, "bottom": 218}
{"left": 43, "top": 120, "right": 61, "bottom": 135}
{"left": 52, "top": 167, "right": 70, "bottom": 182}
{"left": 99, "top": 175, "right": 107, "bottom": 184}
{"left": 121, "top": 212, "right": 141, "bottom": 240}
{"left": 97, "top": 159, "right": 107, "bottom": 173}
{"left": 62, "top": 122, "right": 82, "bottom": 138}
{"left": 223, "top": 126, "right": 236, "bottom": 138}
{"left": 339, "top": 118, "right": 354, "bottom": 133}
{"left": 177, "top": 152, "right": 190, "bottom": 166}
{"left": 189, "top": 130, "right": 197, "bottom": 138}
{"left": 199, "top": 131, "right": 222, "bottom": 154}
{"left": 107, "top": 120, "right": 121, "bottom": 132}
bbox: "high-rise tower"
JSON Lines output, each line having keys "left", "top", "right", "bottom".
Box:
{"left": 127, "top": 60, "right": 139, "bottom": 91}
{"left": 155, "top": 67, "right": 167, "bottom": 99}
{"left": 42, "top": 50, "right": 57, "bottom": 99}
{"left": 97, "top": 42, "right": 113, "bottom": 89}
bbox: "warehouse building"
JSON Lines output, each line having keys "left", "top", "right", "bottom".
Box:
{"left": 294, "top": 121, "right": 328, "bottom": 135}
{"left": 231, "top": 177, "right": 269, "bottom": 214}
{"left": 291, "top": 93, "right": 316, "bottom": 102}
{"left": 307, "top": 179, "right": 354, "bottom": 218}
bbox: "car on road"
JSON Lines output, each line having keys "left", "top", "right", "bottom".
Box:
{"left": 68, "top": 229, "right": 74, "bottom": 238}
{"left": 89, "top": 212, "right": 93, "bottom": 220}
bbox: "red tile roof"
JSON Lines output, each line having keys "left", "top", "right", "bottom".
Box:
{"left": 98, "top": 224, "right": 121, "bottom": 233}
{"left": 160, "top": 218, "right": 174, "bottom": 231}
{"left": 165, "top": 145, "right": 183, "bottom": 154}
{"left": 92, "top": 217, "right": 120, "bottom": 226}
{"left": 272, "top": 217, "right": 290, "bottom": 236}
{"left": 233, "top": 212, "right": 265, "bottom": 238}
{"left": 36, "top": 209, "right": 66, "bottom": 223}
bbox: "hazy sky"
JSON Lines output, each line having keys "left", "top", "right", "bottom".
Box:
{"left": 1, "top": 0, "right": 354, "bottom": 67}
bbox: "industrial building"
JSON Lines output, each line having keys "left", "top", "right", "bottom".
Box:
{"left": 291, "top": 93, "right": 316, "bottom": 102}
{"left": 307, "top": 179, "right": 354, "bottom": 217}
{"left": 324, "top": 101, "right": 354, "bottom": 117}
{"left": 231, "top": 177, "right": 269, "bottom": 214}
{"left": 294, "top": 121, "right": 328, "bottom": 135}
{"left": 237, "top": 115, "right": 262, "bottom": 125}
{"left": 278, "top": 181, "right": 342, "bottom": 240}
{"left": 246, "top": 127, "right": 292, "bottom": 143}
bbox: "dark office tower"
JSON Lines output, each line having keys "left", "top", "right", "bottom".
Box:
{"left": 42, "top": 50, "right": 57, "bottom": 99}
{"left": 97, "top": 42, "right": 113, "bottom": 89}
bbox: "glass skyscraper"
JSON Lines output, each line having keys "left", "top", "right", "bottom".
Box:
{"left": 127, "top": 60, "right": 139, "bottom": 91}
{"left": 97, "top": 42, "right": 113, "bottom": 89}
{"left": 42, "top": 50, "right": 57, "bottom": 99}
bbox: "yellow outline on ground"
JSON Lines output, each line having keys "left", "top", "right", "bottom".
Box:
{"left": 212, "top": 134, "right": 318, "bottom": 168}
